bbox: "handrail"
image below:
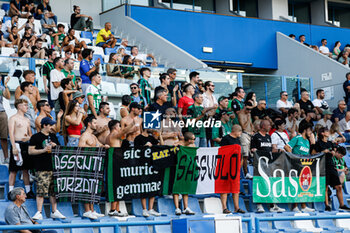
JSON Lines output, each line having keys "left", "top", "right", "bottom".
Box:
{"left": 0, "top": 217, "right": 253, "bottom": 233}
{"left": 0, "top": 220, "right": 170, "bottom": 233}
{"left": 255, "top": 214, "right": 350, "bottom": 233}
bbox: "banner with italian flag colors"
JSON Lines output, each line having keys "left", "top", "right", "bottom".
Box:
{"left": 170, "top": 145, "right": 241, "bottom": 195}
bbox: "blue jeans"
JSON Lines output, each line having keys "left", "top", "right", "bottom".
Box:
{"left": 67, "top": 137, "right": 79, "bottom": 147}
{"left": 195, "top": 137, "right": 207, "bottom": 147}
{"left": 343, "top": 132, "right": 350, "bottom": 143}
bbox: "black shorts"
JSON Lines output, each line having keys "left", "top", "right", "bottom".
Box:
{"left": 9, "top": 141, "right": 32, "bottom": 172}
{"left": 326, "top": 168, "right": 341, "bottom": 188}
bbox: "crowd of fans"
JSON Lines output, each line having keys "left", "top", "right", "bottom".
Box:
{"left": 289, "top": 34, "right": 350, "bottom": 66}
{"left": 0, "top": 0, "right": 350, "bottom": 228}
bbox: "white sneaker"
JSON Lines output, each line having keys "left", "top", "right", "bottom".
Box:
{"left": 118, "top": 211, "right": 128, "bottom": 217}
{"left": 108, "top": 210, "right": 119, "bottom": 216}
{"left": 301, "top": 206, "right": 315, "bottom": 212}
{"left": 51, "top": 210, "right": 66, "bottom": 219}
{"left": 292, "top": 207, "right": 301, "bottom": 213}
{"left": 256, "top": 204, "right": 265, "bottom": 213}
{"left": 183, "top": 208, "right": 195, "bottom": 215}
{"left": 83, "top": 211, "right": 97, "bottom": 220}
{"left": 92, "top": 211, "right": 104, "bottom": 218}
{"left": 32, "top": 211, "right": 43, "bottom": 220}
{"left": 245, "top": 173, "right": 253, "bottom": 179}
{"left": 269, "top": 205, "right": 285, "bottom": 213}
{"left": 175, "top": 208, "right": 182, "bottom": 215}
{"left": 148, "top": 209, "right": 161, "bottom": 216}
{"left": 142, "top": 209, "right": 150, "bottom": 217}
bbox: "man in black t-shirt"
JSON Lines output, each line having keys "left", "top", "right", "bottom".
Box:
{"left": 219, "top": 124, "right": 245, "bottom": 214}
{"left": 251, "top": 100, "right": 270, "bottom": 123}
{"left": 70, "top": 5, "right": 94, "bottom": 32}
{"left": 297, "top": 90, "right": 319, "bottom": 118}
{"left": 250, "top": 120, "right": 285, "bottom": 213}
{"left": 148, "top": 89, "right": 172, "bottom": 120}
{"left": 28, "top": 117, "right": 66, "bottom": 220}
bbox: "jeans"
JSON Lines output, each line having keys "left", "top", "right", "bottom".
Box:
{"left": 343, "top": 132, "right": 350, "bottom": 143}
{"left": 195, "top": 137, "right": 207, "bottom": 147}
{"left": 67, "top": 137, "right": 79, "bottom": 147}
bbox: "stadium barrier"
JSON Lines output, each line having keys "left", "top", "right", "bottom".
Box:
{"left": 0, "top": 218, "right": 253, "bottom": 233}
{"left": 254, "top": 214, "right": 350, "bottom": 233}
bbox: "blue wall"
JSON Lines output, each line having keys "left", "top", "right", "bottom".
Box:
{"left": 129, "top": 6, "right": 350, "bottom": 70}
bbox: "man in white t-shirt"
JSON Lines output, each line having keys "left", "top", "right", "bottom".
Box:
{"left": 50, "top": 57, "right": 65, "bottom": 115}
{"left": 319, "top": 39, "right": 332, "bottom": 57}
{"left": 312, "top": 89, "right": 329, "bottom": 115}
{"left": 339, "top": 111, "right": 350, "bottom": 133}
{"left": 276, "top": 91, "right": 293, "bottom": 114}
{"left": 271, "top": 120, "right": 289, "bottom": 152}
{"left": 130, "top": 46, "right": 157, "bottom": 66}
{"left": 317, "top": 110, "right": 332, "bottom": 130}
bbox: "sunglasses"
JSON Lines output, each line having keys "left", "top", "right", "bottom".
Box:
{"left": 130, "top": 87, "right": 138, "bottom": 89}
{"left": 283, "top": 94, "right": 288, "bottom": 96}
{"left": 44, "top": 103, "right": 50, "bottom": 106}
{"left": 210, "top": 85, "right": 215, "bottom": 87}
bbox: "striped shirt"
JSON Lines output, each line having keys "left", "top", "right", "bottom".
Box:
{"left": 138, "top": 78, "right": 151, "bottom": 105}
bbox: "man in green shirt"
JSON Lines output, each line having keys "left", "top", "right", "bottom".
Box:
{"left": 61, "top": 58, "right": 77, "bottom": 88}
{"left": 216, "top": 96, "right": 239, "bottom": 125}
{"left": 86, "top": 71, "right": 102, "bottom": 118}
{"left": 52, "top": 24, "right": 66, "bottom": 51}
{"left": 212, "top": 110, "right": 232, "bottom": 147}
{"left": 284, "top": 122, "right": 315, "bottom": 212}
{"left": 138, "top": 67, "right": 152, "bottom": 106}
{"left": 187, "top": 93, "right": 216, "bottom": 147}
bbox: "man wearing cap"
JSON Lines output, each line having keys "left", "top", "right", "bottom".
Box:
{"left": 212, "top": 110, "right": 232, "bottom": 147}
{"left": 29, "top": 117, "right": 66, "bottom": 220}
{"left": 73, "top": 91, "right": 86, "bottom": 110}
{"left": 121, "top": 102, "right": 143, "bottom": 148}
{"left": 130, "top": 83, "right": 147, "bottom": 109}
{"left": 317, "top": 110, "right": 333, "bottom": 130}
{"left": 312, "top": 89, "right": 329, "bottom": 115}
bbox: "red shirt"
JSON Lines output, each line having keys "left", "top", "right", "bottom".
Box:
{"left": 178, "top": 96, "right": 194, "bottom": 116}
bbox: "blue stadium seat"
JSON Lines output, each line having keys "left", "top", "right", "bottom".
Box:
{"left": 126, "top": 217, "right": 150, "bottom": 233}
{"left": 1, "top": 4, "right": 9, "bottom": 13}
{"left": 99, "top": 218, "right": 121, "bottom": 233}
{"left": 180, "top": 197, "right": 203, "bottom": 215}
{"left": 316, "top": 217, "right": 344, "bottom": 232}
{"left": 153, "top": 217, "right": 171, "bottom": 233}
{"left": 24, "top": 200, "right": 48, "bottom": 219}
{"left": 157, "top": 197, "right": 174, "bottom": 216}
{"left": 51, "top": 202, "right": 82, "bottom": 222}
{"left": 131, "top": 199, "right": 155, "bottom": 219}
{"left": 0, "top": 201, "right": 9, "bottom": 224}
{"left": 0, "top": 165, "right": 9, "bottom": 185}
{"left": 273, "top": 219, "right": 301, "bottom": 233}
{"left": 56, "top": 133, "right": 65, "bottom": 146}
{"left": 344, "top": 182, "right": 350, "bottom": 196}
{"left": 4, "top": 181, "right": 25, "bottom": 201}
{"left": 314, "top": 202, "right": 326, "bottom": 212}
{"left": 2, "top": 16, "right": 10, "bottom": 23}
{"left": 260, "top": 221, "right": 279, "bottom": 233}
{"left": 227, "top": 196, "right": 248, "bottom": 213}
{"left": 77, "top": 203, "right": 104, "bottom": 219}
{"left": 92, "top": 54, "right": 104, "bottom": 64}
{"left": 105, "top": 48, "right": 117, "bottom": 56}
{"left": 39, "top": 220, "right": 64, "bottom": 233}
{"left": 81, "top": 31, "right": 93, "bottom": 41}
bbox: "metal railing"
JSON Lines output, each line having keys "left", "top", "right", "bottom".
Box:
{"left": 255, "top": 215, "right": 350, "bottom": 233}
{"left": 0, "top": 217, "right": 253, "bottom": 233}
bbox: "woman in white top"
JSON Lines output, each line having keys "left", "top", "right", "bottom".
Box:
{"left": 271, "top": 120, "right": 290, "bottom": 153}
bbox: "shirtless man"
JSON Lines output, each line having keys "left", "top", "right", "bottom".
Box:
{"left": 120, "top": 102, "right": 143, "bottom": 148}
{"left": 78, "top": 114, "right": 108, "bottom": 220}
{"left": 35, "top": 100, "right": 63, "bottom": 133}
{"left": 160, "top": 107, "right": 183, "bottom": 146}
{"left": 238, "top": 102, "right": 254, "bottom": 179}
{"left": 15, "top": 70, "right": 40, "bottom": 111}
{"left": 8, "top": 99, "right": 34, "bottom": 197}
{"left": 106, "top": 120, "right": 136, "bottom": 217}
{"left": 95, "top": 102, "right": 111, "bottom": 145}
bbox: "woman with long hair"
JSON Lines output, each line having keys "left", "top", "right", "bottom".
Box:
{"left": 120, "top": 55, "right": 137, "bottom": 79}
{"left": 18, "top": 38, "right": 31, "bottom": 58}
{"left": 244, "top": 92, "right": 257, "bottom": 107}
{"left": 106, "top": 53, "right": 121, "bottom": 77}
{"left": 333, "top": 41, "right": 341, "bottom": 59}
{"left": 62, "top": 100, "right": 85, "bottom": 146}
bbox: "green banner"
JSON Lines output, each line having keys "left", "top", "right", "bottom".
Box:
{"left": 253, "top": 151, "right": 326, "bottom": 203}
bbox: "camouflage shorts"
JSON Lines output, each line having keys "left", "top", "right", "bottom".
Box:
{"left": 35, "top": 171, "right": 55, "bottom": 198}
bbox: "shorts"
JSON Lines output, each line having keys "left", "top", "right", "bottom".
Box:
{"left": 96, "top": 42, "right": 106, "bottom": 47}
{"left": 67, "top": 136, "right": 79, "bottom": 147}
{"left": 0, "top": 111, "right": 8, "bottom": 139}
{"left": 326, "top": 168, "right": 341, "bottom": 188}
{"left": 35, "top": 171, "right": 55, "bottom": 198}
{"left": 240, "top": 133, "right": 251, "bottom": 157}
{"left": 9, "top": 141, "right": 32, "bottom": 172}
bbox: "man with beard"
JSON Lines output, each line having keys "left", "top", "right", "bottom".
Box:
{"left": 120, "top": 102, "right": 143, "bottom": 148}
{"left": 79, "top": 114, "right": 109, "bottom": 219}
{"left": 29, "top": 117, "right": 66, "bottom": 220}
{"left": 95, "top": 102, "right": 111, "bottom": 145}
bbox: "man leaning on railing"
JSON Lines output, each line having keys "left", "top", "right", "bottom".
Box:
{"left": 5, "top": 187, "right": 57, "bottom": 233}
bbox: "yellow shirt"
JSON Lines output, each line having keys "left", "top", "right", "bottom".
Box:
{"left": 96, "top": 28, "right": 111, "bottom": 44}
